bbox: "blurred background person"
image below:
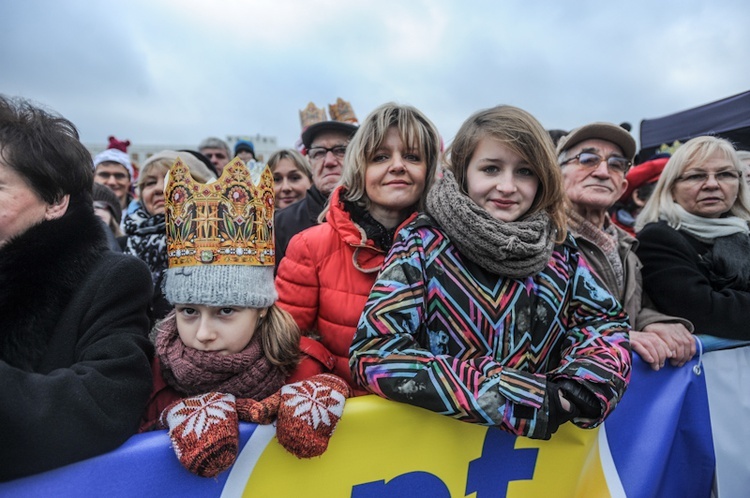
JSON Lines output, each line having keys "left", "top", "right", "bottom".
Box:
{"left": 93, "top": 182, "right": 123, "bottom": 250}
{"left": 737, "top": 150, "right": 750, "bottom": 187}
{"left": 636, "top": 136, "right": 750, "bottom": 341}
{"left": 121, "top": 150, "right": 216, "bottom": 322}
{"left": 234, "top": 139, "right": 256, "bottom": 164}
{"left": 198, "top": 136, "right": 231, "bottom": 174}
{"left": 611, "top": 153, "right": 670, "bottom": 236}
{"left": 267, "top": 149, "right": 313, "bottom": 209}
{"left": 93, "top": 147, "right": 134, "bottom": 211}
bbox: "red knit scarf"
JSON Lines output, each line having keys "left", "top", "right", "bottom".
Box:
{"left": 155, "top": 311, "right": 284, "bottom": 400}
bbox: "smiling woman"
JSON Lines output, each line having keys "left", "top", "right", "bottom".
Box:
{"left": 350, "top": 105, "right": 631, "bottom": 440}
{"left": 635, "top": 136, "right": 750, "bottom": 340}
{"left": 275, "top": 102, "right": 442, "bottom": 394}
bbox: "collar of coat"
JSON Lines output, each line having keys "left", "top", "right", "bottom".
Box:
{"left": 0, "top": 199, "right": 108, "bottom": 370}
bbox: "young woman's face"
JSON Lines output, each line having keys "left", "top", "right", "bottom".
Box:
{"left": 140, "top": 166, "right": 168, "bottom": 216}
{"left": 465, "top": 138, "right": 539, "bottom": 222}
{"left": 272, "top": 158, "right": 312, "bottom": 209}
{"left": 671, "top": 151, "right": 741, "bottom": 219}
{"left": 364, "top": 127, "right": 427, "bottom": 226}
{"left": 175, "top": 304, "right": 266, "bottom": 354}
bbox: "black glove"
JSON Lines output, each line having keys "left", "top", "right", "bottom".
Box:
{"left": 558, "top": 379, "right": 601, "bottom": 419}
{"left": 546, "top": 380, "right": 578, "bottom": 437}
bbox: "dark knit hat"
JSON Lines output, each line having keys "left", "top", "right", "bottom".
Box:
{"left": 92, "top": 182, "right": 122, "bottom": 224}
{"left": 234, "top": 140, "right": 255, "bottom": 157}
{"left": 556, "top": 122, "right": 636, "bottom": 162}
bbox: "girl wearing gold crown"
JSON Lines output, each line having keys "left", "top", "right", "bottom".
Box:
{"left": 350, "top": 105, "right": 632, "bottom": 440}
{"left": 139, "top": 157, "right": 351, "bottom": 478}
{"left": 275, "top": 102, "right": 442, "bottom": 395}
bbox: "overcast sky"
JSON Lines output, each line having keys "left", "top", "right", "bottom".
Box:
{"left": 2, "top": 0, "right": 748, "bottom": 152}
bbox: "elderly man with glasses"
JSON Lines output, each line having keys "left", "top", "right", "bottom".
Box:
{"left": 558, "top": 122, "right": 696, "bottom": 371}
{"left": 274, "top": 102, "right": 358, "bottom": 266}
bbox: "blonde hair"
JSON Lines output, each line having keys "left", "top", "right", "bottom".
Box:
{"left": 444, "top": 105, "right": 567, "bottom": 242}
{"left": 320, "top": 102, "right": 441, "bottom": 221}
{"left": 267, "top": 149, "right": 313, "bottom": 180}
{"left": 635, "top": 136, "right": 750, "bottom": 231}
{"left": 257, "top": 304, "right": 301, "bottom": 375}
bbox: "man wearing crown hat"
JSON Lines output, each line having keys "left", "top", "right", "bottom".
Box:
{"left": 557, "top": 122, "right": 696, "bottom": 371}
{"left": 274, "top": 98, "right": 359, "bottom": 265}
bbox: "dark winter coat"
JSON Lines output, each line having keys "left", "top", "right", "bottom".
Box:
{"left": 637, "top": 220, "right": 750, "bottom": 340}
{"left": 274, "top": 184, "right": 327, "bottom": 267}
{"left": 0, "top": 201, "right": 154, "bottom": 481}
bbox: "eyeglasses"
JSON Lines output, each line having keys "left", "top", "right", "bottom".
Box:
{"left": 561, "top": 152, "right": 631, "bottom": 174}
{"left": 95, "top": 171, "right": 129, "bottom": 181}
{"left": 676, "top": 170, "right": 741, "bottom": 186}
{"left": 307, "top": 145, "right": 347, "bottom": 161}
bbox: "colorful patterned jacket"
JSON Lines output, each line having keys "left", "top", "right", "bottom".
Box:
{"left": 350, "top": 214, "right": 632, "bottom": 440}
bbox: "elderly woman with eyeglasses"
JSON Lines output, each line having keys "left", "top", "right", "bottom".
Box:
{"left": 635, "top": 136, "right": 750, "bottom": 340}
{"left": 558, "top": 123, "right": 696, "bottom": 371}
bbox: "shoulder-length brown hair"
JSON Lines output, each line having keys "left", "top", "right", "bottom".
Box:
{"left": 257, "top": 304, "right": 301, "bottom": 375}
{"left": 327, "top": 102, "right": 441, "bottom": 217}
{"left": 443, "top": 105, "right": 567, "bottom": 242}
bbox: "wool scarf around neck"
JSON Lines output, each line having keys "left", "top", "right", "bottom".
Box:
{"left": 122, "top": 202, "right": 168, "bottom": 284}
{"left": 426, "top": 168, "right": 555, "bottom": 278}
{"left": 663, "top": 203, "right": 750, "bottom": 242}
{"left": 155, "top": 312, "right": 284, "bottom": 400}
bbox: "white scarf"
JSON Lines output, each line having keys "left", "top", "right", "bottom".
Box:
{"left": 662, "top": 203, "right": 750, "bottom": 242}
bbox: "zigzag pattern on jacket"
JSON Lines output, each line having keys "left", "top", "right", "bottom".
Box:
{"left": 350, "top": 215, "right": 631, "bottom": 440}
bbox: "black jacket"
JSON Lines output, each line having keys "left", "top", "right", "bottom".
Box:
{"left": 637, "top": 221, "right": 750, "bottom": 340}
{"left": 0, "top": 200, "right": 154, "bottom": 481}
{"left": 274, "top": 185, "right": 327, "bottom": 267}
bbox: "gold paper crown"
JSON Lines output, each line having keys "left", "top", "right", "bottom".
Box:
{"left": 328, "top": 97, "right": 358, "bottom": 124}
{"left": 299, "top": 102, "right": 328, "bottom": 130}
{"left": 165, "top": 157, "right": 275, "bottom": 268}
{"left": 657, "top": 140, "right": 683, "bottom": 155}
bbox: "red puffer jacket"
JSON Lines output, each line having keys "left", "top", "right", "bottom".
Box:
{"left": 276, "top": 186, "right": 416, "bottom": 395}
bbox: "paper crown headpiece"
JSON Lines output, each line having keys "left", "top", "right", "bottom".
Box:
{"left": 165, "top": 157, "right": 275, "bottom": 269}
{"left": 299, "top": 98, "right": 359, "bottom": 150}
{"left": 328, "top": 97, "right": 358, "bottom": 125}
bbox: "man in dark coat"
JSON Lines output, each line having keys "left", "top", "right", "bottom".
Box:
{"left": 0, "top": 95, "right": 154, "bottom": 481}
{"left": 274, "top": 100, "right": 358, "bottom": 266}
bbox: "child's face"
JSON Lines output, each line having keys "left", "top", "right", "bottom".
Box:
{"left": 175, "top": 304, "right": 266, "bottom": 354}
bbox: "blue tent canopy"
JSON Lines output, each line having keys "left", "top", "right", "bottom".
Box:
{"left": 639, "top": 90, "right": 750, "bottom": 162}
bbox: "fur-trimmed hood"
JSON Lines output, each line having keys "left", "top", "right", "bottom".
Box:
{"left": 0, "top": 200, "right": 108, "bottom": 370}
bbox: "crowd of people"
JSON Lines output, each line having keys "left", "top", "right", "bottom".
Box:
{"left": 2, "top": 93, "right": 749, "bottom": 482}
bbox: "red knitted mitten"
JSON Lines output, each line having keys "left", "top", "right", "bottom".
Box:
{"left": 159, "top": 392, "right": 239, "bottom": 477}
{"left": 275, "top": 374, "right": 351, "bottom": 458}
{"left": 236, "top": 391, "right": 283, "bottom": 425}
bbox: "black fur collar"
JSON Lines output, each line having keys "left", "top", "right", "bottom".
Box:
{"left": 0, "top": 200, "right": 107, "bottom": 370}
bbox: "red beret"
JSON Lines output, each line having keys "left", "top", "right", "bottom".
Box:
{"left": 619, "top": 156, "right": 669, "bottom": 203}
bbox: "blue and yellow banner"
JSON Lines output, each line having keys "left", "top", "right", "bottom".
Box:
{"left": 0, "top": 354, "right": 725, "bottom": 497}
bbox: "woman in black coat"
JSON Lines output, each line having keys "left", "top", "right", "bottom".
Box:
{"left": 0, "top": 96, "right": 154, "bottom": 481}
{"left": 635, "top": 136, "right": 750, "bottom": 340}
